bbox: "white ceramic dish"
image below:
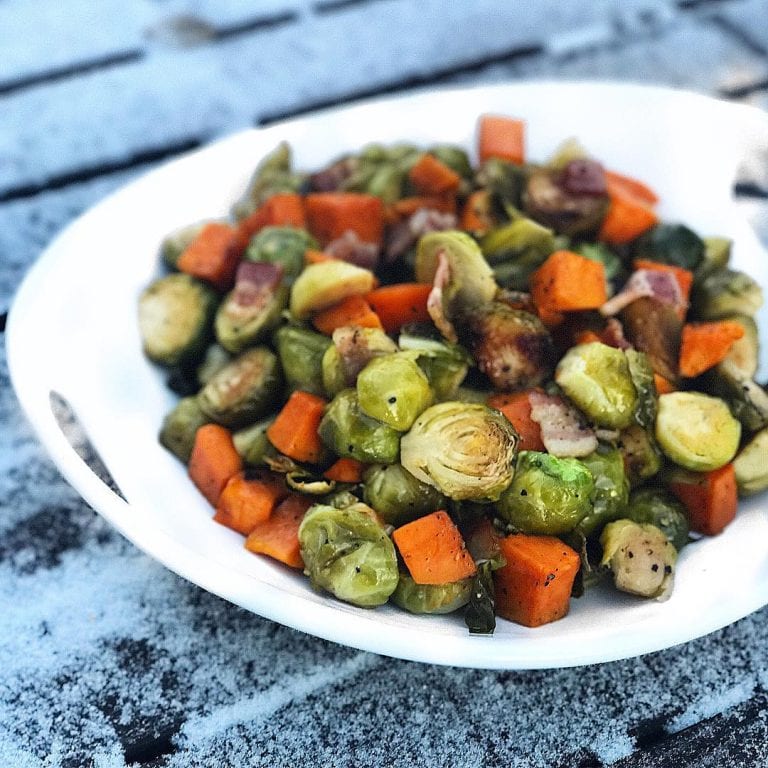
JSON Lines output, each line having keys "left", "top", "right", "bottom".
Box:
{"left": 8, "top": 82, "right": 768, "bottom": 669}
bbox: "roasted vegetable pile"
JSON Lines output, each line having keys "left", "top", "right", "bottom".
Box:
{"left": 139, "top": 114, "right": 767, "bottom": 632}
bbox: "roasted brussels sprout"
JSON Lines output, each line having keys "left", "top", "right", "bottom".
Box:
{"left": 703, "top": 362, "right": 768, "bottom": 433}
{"left": 522, "top": 164, "right": 609, "bottom": 237}
{"left": 159, "top": 396, "right": 211, "bottom": 462}
{"left": 475, "top": 158, "right": 526, "bottom": 213}
{"left": 357, "top": 353, "right": 433, "bottom": 431}
{"left": 362, "top": 463, "right": 447, "bottom": 527}
{"left": 464, "top": 302, "right": 554, "bottom": 391}
{"left": 244, "top": 226, "right": 318, "bottom": 281}
{"left": 138, "top": 274, "right": 217, "bottom": 367}
{"left": 274, "top": 325, "right": 332, "bottom": 397}
{"left": 401, "top": 402, "right": 518, "bottom": 501}
{"left": 233, "top": 417, "right": 275, "bottom": 466}
{"left": 692, "top": 268, "right": 763, "bottom": 320}
{"left": 321, "top": 326, "right": 398, "bottom": 396}
{"left": 318, "top": 389, "right": 401, "bottom": 464}
{"left": 392, "top": 572, "right": 473, "bottom": 614}
{"left": 398, "top": 325, "right": 470, "bottom": 399}
{"left": 289, "top": 261, "right": 376, "bottom": 319}
{"left": 618, "top": 424, "right": 663, "bottom": 486}
{"left": 197, "top": 346, "right": 281, "bottom": 429}
{"left": 555, "top": 342, "right": 637, "bottom": 429}
{"left": 734, "top": 427, "right": 768, "bottom": 496}
{"left": 620, "top": 297, "right": 682, "bottom": 384}
{"left": 160, "top": 221, "right": 210, "bottom": 269}
{"left": 717, "top": 315, "right": 759, "bottom": 380}
{"left": 655, "top": 392, "right": 741, "bottom": 471}
{"left": 625, "top": 487, "right": 689, "bottom": 551}
{"left": 497, "top": 451, "right": 595, "bottom": 535}
{"left": 696, "top": 236, "right": 731, "bottom": 280}
{"left": 632, "top": 223, "right": 704, "bottom": 271}
{"left": 414, "top": 231, "right": 497, "bottom": 316}
{"left": 298, "top": 502, "right": 399, "bottom": 607}
{"left": 577, "top": 447, "right": 630, "bottom": 537}
{"left": 196, "top": 343, "right": 233, "bottom": 386}
{"left": 427, "top": 144, "right": 473, "bottom": 180}
{"left": 600, "top": 520, "right": 677, "bottom": 600}
{"left": 625, "top": 349, "right": 657, "bottom": 429}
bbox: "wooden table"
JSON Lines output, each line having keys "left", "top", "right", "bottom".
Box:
{"left": 3, "top": 1, "right": 768, "bottom": 765}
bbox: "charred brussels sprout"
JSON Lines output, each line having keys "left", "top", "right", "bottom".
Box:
{"left": 196, "top": 343, "right": 233, "bottom": 386}
{"left": 415, "top": 231, "right": 497, "bottom": 315}
{"left": 655, "top": 392, "right": 741, "bottom": 471}
{"left": 734, "top": 427, "right": 768, "bottom": 496}
{"left": 400, "top": 403, "right": 518, "bottom": 501}
{"left": 398, "top": 325, "right": 470, "bottom": 400}
{"left": 138, "top": 274, "right": 217, "bottom": 367}
{"left": 245, "top": 226, "right": 318, "bottom": 281}
{"left": 625, "top": 349, "right": 657, "bottom": 429}
{"left": 620, "top": 297, "right": 682, "bottom": 384}
{"left": 692, "top": 268, "right": 763, "bottom": 320}
{"left": 215, "top": 282, "right": 287, "bottom": 354}
{"left": 392, "top": 573, "right": 473, "bottom": 614}
{"left": 475, "top": 158, "right": 526, "bottom": 213}
{"left": 274, "top": 325, "right": 332, "bottom": 397}
{"left": 159, "top": 397, "right": 211, "bottom": 462}
{"left": 600, "top": 520, "right": 677, "bottom": 600}
{"left": 618, "top": 424, "right": 663, "bottom": 486}
{"left": 625, "top": 488, "right": 689, "bottom": 551}
{"left": 197, "top": 346, "right": 281, "bottom": 429}
{"left": 357, "top": 353, "right": 433, "bottom": 431}
{"left": 632, "top": 223, "right": 704, "bottom": 271}
{"left": 555, "top": 342, "right": 637, "bottom": 429}
{"left": 703, "top": 362, "right": 768, "bottom": 432}
{"left": 290, "top": 261, "right": 376, "bottom": 319}
{"left": 464, "top": 302, "right": 554, "bottom": 391}
{"left": 498, "top": 451, "right": 594, "bottom": 535}
{"left": 363, "top": 463, "right": 447, "bottom": 527}
{"left": 577, "top": 447, "right": 630, "bottom": 537}
{"left": 318, "top": 389, "right": 400, "bottom": 464}
{"left": 696, "top": 236, "right": 731, "bottom": 280}
{"left": 298, "top": 502, "right": 399, "bottom": 607}
{"left": 321, "top": 326, "right": 398, "bottom": 396}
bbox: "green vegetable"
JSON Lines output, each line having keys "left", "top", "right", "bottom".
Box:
{"left": 475, "top": 158, "right": 525, "bottom": 214}
{"left": 734, "top": 427, "right": 768, "bottom": 496}
{"left": 357, "top": 353, "right": 433, "bottom": 431}
{"left": 464, "top": 562, "right": 497, "bottom": 635}
{"left": 392, "top": 573, "right": 472, "bottom": 614}
{"left": 577, "top": 447, "right": 630, "bottom": 537}
{"left": 244, "top": 226, "right": 318, "bottom": 281}
{"left": 692, "top": 268, "right": 763, "bottom": 320}
{"left": 618, "top": 424, "right": 663, "bottom": 486}
{"left": 138, "top": 274, "right": 217, "bottom": 367}
{"left": 696, "top": 236, "right": 731, "bottom": 280}
{"left": 632, "top": 223, "right": 704, "bottom": 271}
{"left": 158, "top": 396, "right": 211, "bottom": 462}
{"left": 717, "top": 315, "right": 759, "bottom": 380}
{"left": 600, "top": 520, "right": 677, "bottom": 600}
{"left": 703, "top": 360, "right": 768, "bottom": 433}
{"left": 497, "top": 451, "right": 595, "bottom": 535}
{"left": 362, "top": 463, "right": 447, "bottom": 527}
{"left": 233, "top": 417, "right": 275, "bottom": 466}
{"left": 298, "top": 502, "right": 399, "bottom": 607}
{"left": 398, "top": 325, "right": 470, "bottom": 400}
{"left": 427, "top": 145, "right": 473, "bottom": 179}
{"left": 654, "top": 391, "right": 741, "bottom": 471}
{"left": 625, "top": 488, "right": 689, "bottom": 551}
{"left": 318, "top": 389, "right": 400, "bottom": 464}
{"left": 321, "top": 326, "right": 398, "bottom": 396}
{"left": 625, "top": 349, "right": 657, "bottom": 429}
{"left": 290, "top": 260, "right": 376, "bottom": 319}
{"left": 197, "top": 346, "right": 281, "bottom": 429}
{"left": 400, "top": 402, "right": 518, "bottom": 501}
{"left": 215, "top": 285, "right": 287, "bottom": 354}
{"left": 196, "top": 343, "right": 233, "bottom": 386}
{"left": 274, "top": 325, "right": 332, "bottom": 397}
{"left": 555, "top": 342, "right": 637, "bottom": 429}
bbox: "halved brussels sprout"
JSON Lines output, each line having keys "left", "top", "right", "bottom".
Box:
{"left": 392, "top": 572, "right": 472, "bottom": 614}
{"left": 244, "top": 226, "right": 318, "bottom": 281}
{"left": 197, "top": 346, "right": 281, "bottom": 429}
{"left": 497, "top": 451, "right": 595, "bottom": 535}
{"left": 618, "top": 424, "right": 663, "bottom": 486}
{"left": 215, "top": 282, "right": 288, "bottom": 354}
{"left": 400, "top": 402, "right": 518, "bottom": 501}
{"left": 298, "top": 502, "right": 399, "bottom": 607}
{"left": 600, "top": 520, "right": 677, "bottom": 600}
{"left": 555, "top": 342, "right": 637, "bottom": 429}
{"left": 398, "top": 325, "right": 470, "bottom": 400}
{"left": 696, "top": 236, "right": 731, "bottom": 280}
{"left": 704, "top": 360, "right": 768, "bottom": 433}
{"left": 138, "top": 273, "right": 217, "bottom": 367}
{"left": 692, "top": 268, "right": 763, "bottom": 320}
{"left": 159, "top": 396, "right": 211, "bottom": 462}
{"left": 655, "top": 392, "right": 741, "bottom": 471}
{"left": 274, "top": 325, "right": 332, "bottom": 397}
{"left": 196, "top": 343, "right": 233, "bottom": 386}
{"left": 734, "top": 427, "right": 768, "bottom": 496}
{"left": 577, "top": 447, "right": 630, "bottom": 537}
{"left": 475, "top": 158, "right": 526, "bottom": 213}
{"left": 632, "top": 223, "right": 704, "bottom": 271}
{"left": 464, "top": 303, "right": 554, "bottom": 391}
{"left": 357, "top": 353, "right": 433, "bottom": 431}
{"left": 289, "top": 261, "right": 376, "bottom": 319}
{"left": 318, "top": 389, "right": 400, "bottom": 464}
{"left": 414, "top": 231, "right": 497, "bottom": 315}
{"left": 625, "top": 487, "right": 689, "bottom": 551}
{"left": 362, "top": 463, "right": 447, "bottom": 527}
{"left": 625, "top": 349, "right": 657, "bottom": 429}
{"left": 621, "top": 297, "right": 682, "bottom": 384}
{"left": 321, "top": 326, "right": 398, "bottom": 396}
{"left": 233, "top": 417, "right": 276, "bottom": 466}
{"left": 717, "top": 315, "right": 759, "bottom": 380}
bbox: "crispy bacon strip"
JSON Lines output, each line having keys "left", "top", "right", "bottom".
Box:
{"left": 528, "top": 391, "right": 598, "bottom": 457}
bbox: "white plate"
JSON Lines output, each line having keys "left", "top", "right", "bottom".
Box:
{"left": 8, "top": 82, "right": 768, "bottom": 669}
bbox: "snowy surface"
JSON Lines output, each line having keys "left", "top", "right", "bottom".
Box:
{"left": 3, "top": 1, "right": 768, "bottom": 766}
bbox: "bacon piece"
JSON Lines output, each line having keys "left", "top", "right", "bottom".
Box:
{"left": 331, "top": 326, "right": 396, "bottom": 385}
{"left": 324, "top": 230, "right": 380, "bottom": 270}
{"left": 601, "top": 318, "right": 633, "bottom": 350}
{"left": 427, "top": 250, "right": 458, "bottom": 343}
{"left": 385, "top": 207, "right": 457, "bottom": 262}
{"left": 232, "top": 261, "right": 283, "bottom": 306}
{"left": 528, "top": 391, "right": 598, "bottom": 457}
{"left": 600, "top": 269, "right": 683, "bottom": 317}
